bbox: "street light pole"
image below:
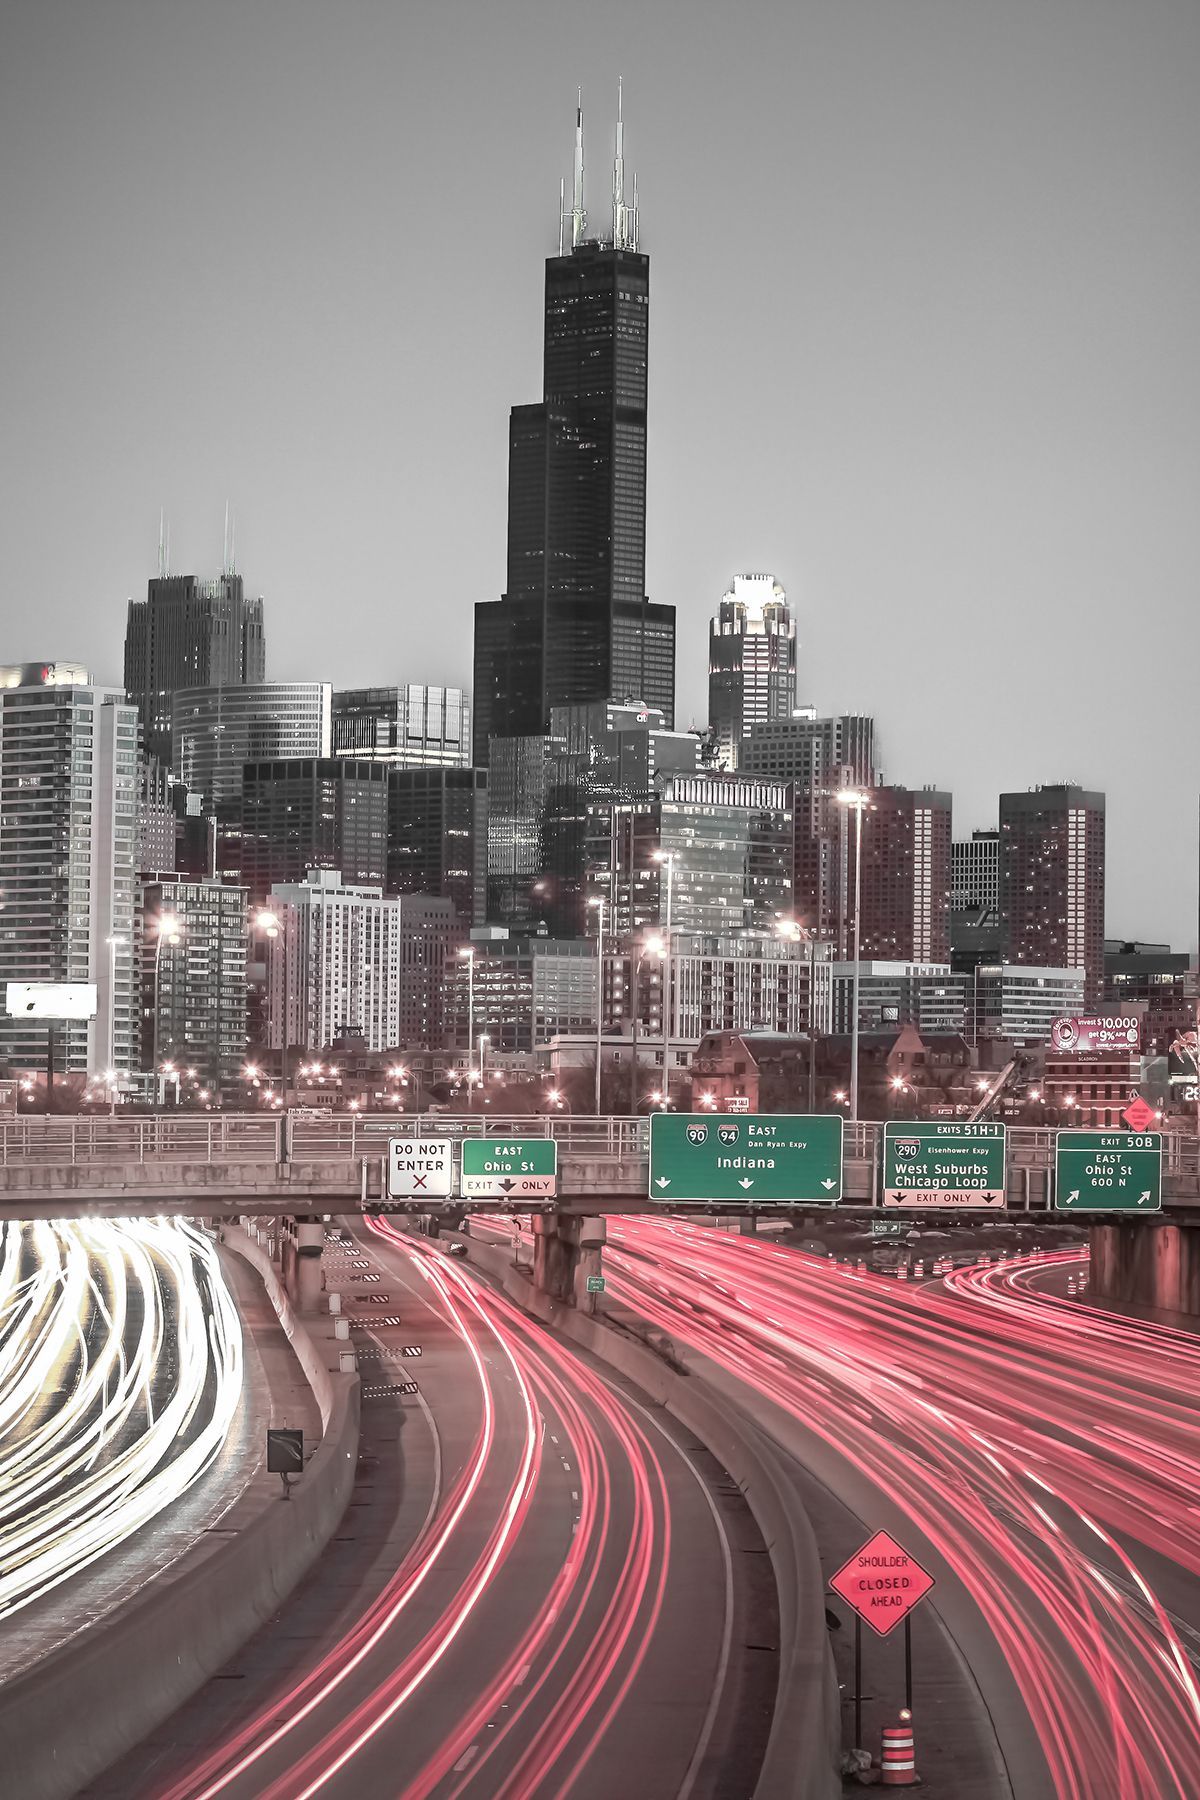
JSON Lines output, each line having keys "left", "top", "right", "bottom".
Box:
{"left": 152, "top": 914, "right": 182, "bottom": 1107}
{"left": 106, "top": 934, "right": 126, "bottom": 1080}
{"left": 837, "top": 794, "right": 867, "bottom": 1126}
{"left": 588, "top": 896, "right": 606, "bottom": 1116}
{"left": 459, "top": 947, "right": 475, "bottom": 1110}
{"left": 652, "top": 850, "right": 676, "bottom": 1104}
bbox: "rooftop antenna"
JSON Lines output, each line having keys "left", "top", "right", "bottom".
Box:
{"left": 571, "top": 88, "right": 586, "bottom": 249}
{"left": 229, "top": 507, "right": 236, "bottom": 575}
{"left": 612, "top": 76, "right": 626, "bottom": 249}
{"left": 158, "top": 508, "right": 169, "bottom": 578}
{"left": 558, "top": 175, "right": 565, "bottom": 256}
{"left": 630, "top": 170, "right": 640, "bottom": 250}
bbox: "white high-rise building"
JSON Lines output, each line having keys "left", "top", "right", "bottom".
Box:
{"left": 707, "top": 574, "right": 797, "bottom": 770}
{"left": 0, "top": 664, "right": 138, "bottom": 1075}
{"left": 265, "top": 869, "right": 402, "bottom": 1053}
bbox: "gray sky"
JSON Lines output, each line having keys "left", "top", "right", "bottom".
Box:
{"left": 2, "top": 0, "right": 1197, "bottom": 946}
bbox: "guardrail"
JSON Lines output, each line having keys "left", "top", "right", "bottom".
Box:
{"left": 2, "top": 1113, "right": 1196, "bottom": 1176}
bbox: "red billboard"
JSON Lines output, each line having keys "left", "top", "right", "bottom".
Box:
{"left": 1048, "top": 1015, "right": 1142, "bottom": 1056}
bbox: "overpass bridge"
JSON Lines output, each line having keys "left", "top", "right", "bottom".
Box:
{"left": 2, "top": 1113, "right": 1198, "bottom": 1313}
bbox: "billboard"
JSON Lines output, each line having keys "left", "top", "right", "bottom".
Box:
{"left": 5, "top": 982, "right": 97, "bottom": 1021}
{"left": 1048, "top": 1015, "right": 1141, "bottom": 1057}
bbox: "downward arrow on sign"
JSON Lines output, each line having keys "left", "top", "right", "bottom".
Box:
{"left": 737, "top": 1178, "right": 754, "bottom": 1190}
{"left": 821, "top": 1179, "right": 836, "bottom": 1191}
{"left": 655, "top": 1177, "right": 671, "bottom": 1190}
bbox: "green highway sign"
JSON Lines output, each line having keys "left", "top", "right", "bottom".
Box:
{"left": 461, "top": 1138, "right": 557, "bottom": 1199}
{"left": 585, "top": 1275, "right": 606, "bottom": 1294}
{"left": 1055, "top": 1131, "right": 1162, "bottom": 1212}
{"left": 871, "top": 1218, "right": 907, "bottom": 1238}
{"left": 883, "top": 1122, "right": 1006, "bottom": 1210}
{"left": 648, "top": 1114, "right": 843, "bottom": 1205}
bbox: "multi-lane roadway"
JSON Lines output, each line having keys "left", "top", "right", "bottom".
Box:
{"left": 92, "top": 1218, "right": 769, "bottom": 1800}
{"left": 591, "top": 1219, "right": 1200, "bottom": 1799}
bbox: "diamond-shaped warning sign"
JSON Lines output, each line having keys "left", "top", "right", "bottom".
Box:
{"left": 1121, "top": 1096, "right": 1156, "bottom": 1132}
{"left": 829, "top": 1530, "right": 936, "bottom": 1637}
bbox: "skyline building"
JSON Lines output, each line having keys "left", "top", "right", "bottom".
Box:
{"left": 473, "top": 94, "right": 675, "bottom": 761}
{"left": 951, "top": 829, "right": 1000, "bottom": 918}
{"left": 708, "top": 574, "right": 797, "bottom": 770}
{"left": 387, "top": 766, "right": 488, "bottom": 927}
{"left": 739, "top": 708, "right": 876, "bottom": 789}
{"left": 139, "top": 875, "right": 248, "bottom": 1097}
{"left": 239, "top": 757, "right": 389, "bottom": 903}
{"left": 0, "top": 664, "right": 138, "bottom": 1078}
{"left": 173, "top": 682, "right": 332, "bottom": 810}
{"left": 999, "top": 785, "right": 1106, "bottom": 1006}
{"left": 856, "top": 786, "right": 952, "bottom": 964}
{"left": 265, "top": 869, "right": 403, "bottom": 1054}
{"left": 451, "top": 928, "right": 598, "bottom": 1054}
{"left": 333, "top": 686, "right": 471, "bottom": 768}
{"left": 593, "top": 773, "right": 794, "bottom": 939}
{"left": 394, "top": 893, "right": 461, "bottom": 1049}
{"left": 123, "top": 529, "right": 266, "bottom": 766}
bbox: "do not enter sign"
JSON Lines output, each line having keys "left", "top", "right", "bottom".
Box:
{"left": 829, "top": 1530, "right": 936, "bottom": 1637}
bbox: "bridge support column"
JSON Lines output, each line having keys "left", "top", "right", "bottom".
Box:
{"left": 533, "top": 1212, "right": 580, "bottom": 1303}
{"left": 1089, "top": 1219, "right": 1199, "bottom": 1316}
{"left": 574, "top": 1216, "right": 606, "bottom": 1313}
{"left": 294, "top": 1217, "right": 326, "bottom": 1316}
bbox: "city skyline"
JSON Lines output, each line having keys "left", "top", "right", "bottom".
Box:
{"left": 2, "top": 2, "right": 1198, "bottom": 946}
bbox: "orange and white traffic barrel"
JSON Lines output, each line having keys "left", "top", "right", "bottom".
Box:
{"left": 881, "top": 1716, "right": 919, "bottom": 1785}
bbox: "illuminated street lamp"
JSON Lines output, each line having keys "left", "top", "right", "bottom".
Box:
{"left": 105, "top": 934, "right": 128, "bottom": 1088}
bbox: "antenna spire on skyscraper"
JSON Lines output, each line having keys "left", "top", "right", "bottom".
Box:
{"left": 571, "top": 89, "right": 586, "bottom": 249}
{"left": 158, "top": 507, "right": 170, "bottom": 578}
{"left": 611, "top": 79, "right": 638, "bottom": 250}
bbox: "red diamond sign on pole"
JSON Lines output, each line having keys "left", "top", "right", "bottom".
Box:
{"left": 829, "top": 1530, "right": 936, "bottom": 1637}
{"left": 1122, "top": 1096, "right": 1156, "bottom": 1132}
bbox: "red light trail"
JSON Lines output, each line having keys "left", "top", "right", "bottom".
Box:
{"left": 597, "top": 1220, "right": 1200, "bottom": 1799}
{"left": 153, "top": 1220, "right": 708, "bottom": 1800}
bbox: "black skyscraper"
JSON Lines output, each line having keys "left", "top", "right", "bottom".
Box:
{"left": 473, "top": 96, "right": 675, "bottom": 762}
{"left": 124, "top": 537, "right": 266, "bottom": 768}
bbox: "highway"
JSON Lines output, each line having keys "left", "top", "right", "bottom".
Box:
{"left": 587, "top": 1219, "right": 1200, "bottom": 1799}
{"left": 0, "top": 1217, "right": 243, "bottom": 1628}
{"left": 93, "top": 1217, "right": 769, "bottom": 1800}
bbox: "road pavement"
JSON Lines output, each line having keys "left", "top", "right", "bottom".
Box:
{"left": 89, "top": 1218, "right": 773, "bottom": 1800}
